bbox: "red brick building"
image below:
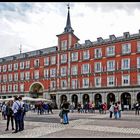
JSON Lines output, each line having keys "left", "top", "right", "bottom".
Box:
{"left": 0, "top": 6, "right": 140, "bottom": 109}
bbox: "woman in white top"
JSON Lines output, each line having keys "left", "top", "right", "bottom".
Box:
{"left": 109, "top": 102, "right": 114, "bottom": 118}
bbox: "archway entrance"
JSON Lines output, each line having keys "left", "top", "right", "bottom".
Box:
{"left": 137, "top": 92, "right": 140, "bottom": 103}
{"left": 107, "top": 93, "right": 115, "bottom": 109}
{"left": 121, "top": 92, "right": 131, "bottom": 110}
{"left": 83, "top": 94, "right": 90, "bottom": 105}
{"left": 71, "top": 94, "right": 78, "bottom": 109}
{"left": 29, "top": 82, "right": 44, "bottom": 98}
{"left": 94, "top": 94, "right": 102, "bottom": 109}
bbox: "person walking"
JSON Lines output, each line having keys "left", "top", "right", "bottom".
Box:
{"left": 109, "top": 102, "right": 114, "bottom": 119}
{"left": 61, "top": 100, "right": 70, "bottom": 124}
{"left": 114, "top": 102, "right": 119, "bottom": 120}
{"left": 48, "top": 103, "right": 53, "bottom": 114}
{"left": 1, "top": 102, "right": 6, "bottom": 120}
{"left": 135, "top": 101, "right": 139, "bottom": 115}
{"left": 118, "top": 101, "right": 122, "bottom": 118}
{"left": 18, "top": 96, "right": 25, "bottom": 131}
{"left": 5, "top": 100, "right": 14, "bottom": 131}
{"left": 12, "top": 96, "right": 22, "bottom": 133}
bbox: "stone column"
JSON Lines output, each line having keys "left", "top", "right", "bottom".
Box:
{"left": 89, "top": 92, "right": 93, "bottom": 102}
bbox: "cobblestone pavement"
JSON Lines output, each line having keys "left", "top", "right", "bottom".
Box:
{"left": 0, "top": 110, "right": 140, "bottom": 138}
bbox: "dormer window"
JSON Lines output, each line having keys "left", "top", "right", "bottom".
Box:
{"left": 123, "top": 32, "right": 130, "bottom": 39}
{"left": 97, "top": 37, "right": 104, "bottom": 43}
{"left": 109, "top": 35, "right": 116, "bottom": 41}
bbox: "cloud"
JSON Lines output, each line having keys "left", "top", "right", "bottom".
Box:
{"left": 0, "top": 2, "right": 140, "bottom": 58}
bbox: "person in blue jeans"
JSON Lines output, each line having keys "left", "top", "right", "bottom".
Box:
{"left": 114, "top": 102, "right": 119, "bottom": 119}
{"left": 60, "top": 100, "right": 70, "bottom": 124}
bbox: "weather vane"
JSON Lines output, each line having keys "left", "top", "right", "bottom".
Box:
{"left": 67, "top": 3, "right": 70, "bottom": 10}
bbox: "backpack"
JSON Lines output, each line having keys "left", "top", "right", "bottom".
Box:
{"left": 15, "top": 102, "right": 23, "bottom": 114}
{"left": 23, "top": 103, "right": 28, "bottom": 112}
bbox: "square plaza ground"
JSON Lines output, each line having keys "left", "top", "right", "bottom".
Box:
{"left": 0, "top": 110, "right": 140, "bottom": 138}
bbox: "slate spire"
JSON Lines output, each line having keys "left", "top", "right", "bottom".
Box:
{"left": 64, "top": 4, "right": 74, "bottom": 33}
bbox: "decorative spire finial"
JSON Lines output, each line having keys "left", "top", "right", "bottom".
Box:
{"left": 64, "top": 3, "right": 74, "bottom": 33}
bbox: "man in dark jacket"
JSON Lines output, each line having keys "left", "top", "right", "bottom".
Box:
{"left": 61, "top": 100, "right": 70, "bottom": 124}
{"left": 5, "top": 100, "right": 14, "bottom": 131}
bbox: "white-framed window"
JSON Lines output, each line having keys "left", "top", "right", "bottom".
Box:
{"left": 71, "top": 65, "right": 78, "bottom": 75}
{"left": 94, "top": 62, "right": 102, "bottom": 72}
{"left": 8, "top": 85, "right": 12, "bottom": 92}
{"left": 2, "top": 85, "right": 6, "bottom": 92}
{"left": 122, "top": 75, "right": 130, "bottom": 86}
{"left": 8, "top": 74, "right": 12, "bottom": 82}
{"left": 50, "top": 68, "right": 56, "bottom": 77}
{"left": 61, "top": 80, "right": 67, "bottom": 89}
{"left": 0, "top": 66, "right": 2, "bottom": 72}
{"left": 137, "top": 74, "right": 140, "bottom": 85}
{"left": 14, "top": 63, "right": 18, "bottom": 70}
{"left": 25, "top": 72, "right": 30, "bottom": 80}
{"left": 8, "top": 64, "right": 12, "bottom": 71}
{"left": 34, "top": 59, "right": 39, "bottom": 67}
{"left": 82, "top": 78, "right": 89, "bottom": 88}
{"left": 50, "top": 56, "right": 56, "bottom": 65}
{"left": 107, "top": 76, "right": 115, "bottom": 87}
{"left": 82, "top": 64, "right": 89, "bottom": 74}
{"left": 44, "top": 57, "right": 49, "bottom": 66}
{"left": 107, "top": 60, "right": 115, "bottom": 71}
{"left": 61, "top": 67, "right": 67, "bottom": 76}
{"left": 121, "top": 58, "right": 130, "bottom": 70}
{"left": 20, "top": 84, "right": 24, "bottom": 92}
{"left": 3, "top": 75, "right": 7, "bottom": 82}
{"left": 25, "top": 61, "right": 30, "bottom": 69}
{"left": 94, "top": 48, "right": 102, "bottom": 59}
{"left": 20, "top": 72, "right": 24, "bottom": 81}
{"left": 71, "top": 52, "right": 78, "bottom": 61}
{"left": 50, "top": 81, "right": 56, "bottom": 89}
{"left": 13, "top": 84, "right": 18, "bottom": 92}
{"left": 61, "top": 40, "right": 67, "bottom": 50}
{"left": 95, "top": 77, "right": 101, "bottom": 87}
{"left": 83, "top": 50, "right": 90, "bottom": 60}
{"left": 71, "top": 79, "right": 78, "bottom": 89}
{"left": 14, "top": 73, "right": 18, "bottom": 81}
{"left": 3, "top": 65, "right": 7, "bottom": 72}
{"left": 61, "top": 54, "right": 67, "bottom": 63}
{"left": 20, "top": 62, "right": 24, "bottom": 69}
{"left": 137, "top": 41, "right": 140, "bottom": 52}
{"left": 34, "top": 70, "right": 39, "bottom": 79}
{"left": 44, "top": 69, "right": 49, "bottom": 78}
{"left": 137, "top": 57, "right": 140, "bottom": 68}
{"left": 106, "top": 46, "right": 115, "bottom": 56}
{"left": 122, "top": 43, "right": 131, "bottom": 54}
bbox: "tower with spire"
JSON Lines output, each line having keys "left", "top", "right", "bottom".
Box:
{"left": 56, "top": 4, "right": 79, "bottom": 51}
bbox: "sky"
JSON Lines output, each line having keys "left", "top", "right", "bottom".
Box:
{"left": 0, "top": 2, "right": 140, "bottom": 58}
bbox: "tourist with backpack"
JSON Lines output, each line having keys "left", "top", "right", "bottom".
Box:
{"left": 12, "top": 96, "right": 22, "bottom": 133}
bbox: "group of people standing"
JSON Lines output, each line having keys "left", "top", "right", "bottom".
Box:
{"left": 1, "top": 96, "right": 27, "bottom": 133}
{"left": 109, "top": 101, "right": 122, "bottom": 119}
